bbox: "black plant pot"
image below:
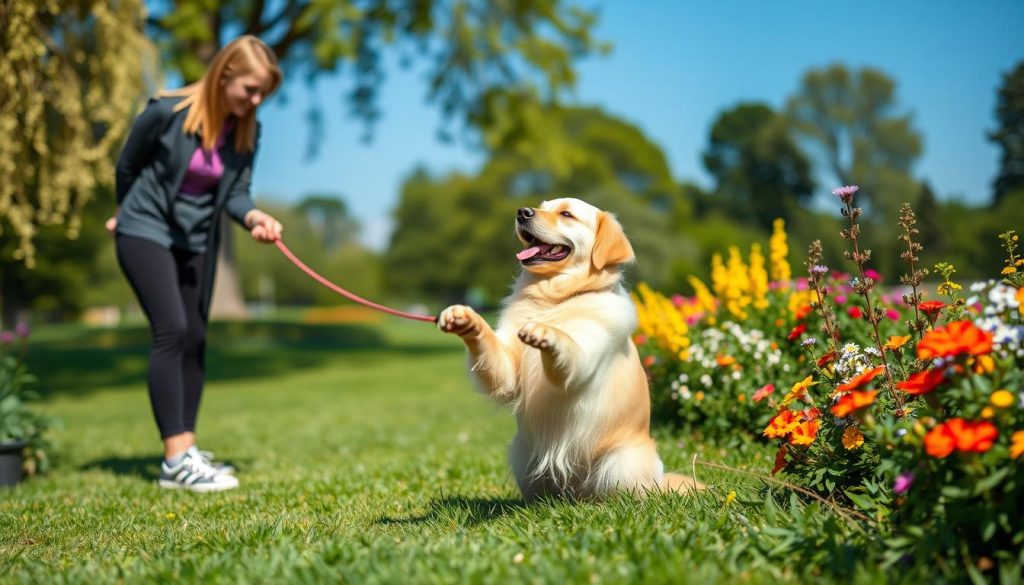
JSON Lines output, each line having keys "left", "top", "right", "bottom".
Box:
{"left": 0, "top": 440, "right": 28, "bottom": 487}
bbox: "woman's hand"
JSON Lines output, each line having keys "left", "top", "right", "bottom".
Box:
{"left": 105, "top": 216, "right": 118, "bottom": 236}
{"left": 244, "top": 209, "right": 283, "bottom": 243}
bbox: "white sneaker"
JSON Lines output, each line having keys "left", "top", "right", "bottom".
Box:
{"left": 192, "top": 447, "right": 236, "bottom": 475}
{"left": 158, "top": 449, "right": 239, "bottom": 493}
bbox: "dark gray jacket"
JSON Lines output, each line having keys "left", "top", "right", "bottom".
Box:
{"left": 115, "top": 96, "right": 258, "bottom": 317}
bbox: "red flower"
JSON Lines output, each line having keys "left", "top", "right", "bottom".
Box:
{"left": 795, "top": 304, "right": 812, "bottom": 321}
{"left": 847, "top": 306, "right": 863, "bottom": 319}
{"left": 897, "top": 368, "right": 945, "bottom": 395}
{"left": 831, "top": 390, "right": 878, "bottom": 417}
{"left": 752, "top": 383, "right": 774, "bottom": 402}
{"left": 918, "top": 300, "right": 946, "bottom": 315}
{"left": 835, "top": 366, "right": 886, "bottom": 394}
{"left": 925, "top": 418, "right": 998, "bottom": 458}
{"left": 787, "top": 324, "right": 808, "bottom": 341}
{"left": 771, "top": 445, "right": 788, "bottom": 475}
{"left": 917, "top": 320, "right": 994, "bottom": 360}
{"left": 816, "top": 350, "right": 838, "bottom": 367}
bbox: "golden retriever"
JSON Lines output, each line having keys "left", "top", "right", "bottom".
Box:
{"left": 438, "top": 197, "right": 702, "bottom": 501}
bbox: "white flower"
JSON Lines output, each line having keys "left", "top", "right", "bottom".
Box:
{"left": 731, "top": 371, "right": 742, "bottom": 380}
{"left": 700, "top": 374, "right": 712, "bottom": 387}
{"left": 864, "top": 347, "right": 880, "bottom": 357}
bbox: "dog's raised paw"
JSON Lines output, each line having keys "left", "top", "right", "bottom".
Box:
{"left": 517, "top": 322, "right": 558, "bottom": 350}
{"left": 438, "top": 305, "right": 482, "bottom": 337}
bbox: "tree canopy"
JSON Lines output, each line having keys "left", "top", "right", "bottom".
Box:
{"left": 0, "top": 0, "right": 154, "bottom": 268}
{"left": 991, "top": 60, "right": 1024, "bottom": 205}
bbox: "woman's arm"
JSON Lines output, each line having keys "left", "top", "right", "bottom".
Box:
{"left": 115, "top": 98, "right": 170, "bottom": 205}
{"left": 226, "top": 123, "right": 283, "bottom": 242}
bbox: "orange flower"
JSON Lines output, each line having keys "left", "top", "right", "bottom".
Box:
{"left": 884, "top": 335, "right": 911, "bottom": 351}
{"left": 925, "top": 423, "right": 956, "bottom": 458}
{"left": 716, "top": 355, "right": 736, "bottom": 367}
{"left": 816, "top": 350, "right": 838, "bottom": 367}
{"left": 918, "top": 300, "right": 946, "bottom": 315}
{"left": 842, "top": 427, "right": 865, "bottom": 450}
{"left": 917, "top": 320, "right": 994, "bottom": 360}
{"left": 831, "top": 390, "right": 878, "bottom": 417}
{"left": 764, "top": 409, "right": 800, "bottom": 439}
{"left": 789, "top": 420, "right": 820, "bottom": 446}
{"left": 795, "top": 304, "right": 812, "bottom": 320}
{"left": 1011, "top": 431, "right": 1024, "bottom": 459}
{"left": 925, "top": 418, "right": 998, "bottom": 458}
{"left": 835, "top": 366, "right": 886, "bottom": 394}
{"left": 782, "top": 375, "right": 817, "bottom": 406}
{"left": 1017, "top": 287, "right": 1024, "bottom": 307}
{"left": 897, "top": 368, "right": 945, "bottom": 395}
{"left": 787, "top": 324, "right": 807, "bottom": 341}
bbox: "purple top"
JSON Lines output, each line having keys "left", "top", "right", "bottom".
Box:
{"left": 179, "top": 129, "right": 228, "bottom": 195}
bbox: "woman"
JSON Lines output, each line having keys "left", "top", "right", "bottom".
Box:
{"left": 107, "top": 35, "right": 283, "bottom": 492}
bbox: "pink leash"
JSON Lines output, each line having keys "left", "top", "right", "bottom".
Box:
{"left": 274, "top": 239, "right": 438, "bottom": 323}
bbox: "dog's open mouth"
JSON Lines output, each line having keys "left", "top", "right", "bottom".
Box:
{"left": 516, "top": 229, "right": 572, "bottom": 264}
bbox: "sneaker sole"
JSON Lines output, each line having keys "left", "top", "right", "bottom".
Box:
{"left": 158, "top": 478, "right": 239, "bottom": 493}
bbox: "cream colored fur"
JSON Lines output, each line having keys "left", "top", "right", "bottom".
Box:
{"left": 438, "top": 198, "right": 702, "bottom": 501}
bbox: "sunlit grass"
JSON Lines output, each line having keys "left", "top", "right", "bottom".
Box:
{"left": 2, "top": 318, "right": 901, "bottom": 583}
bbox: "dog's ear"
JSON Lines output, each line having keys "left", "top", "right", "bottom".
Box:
{"left": 591, "top": 211, "right": 635, "bottom": 271}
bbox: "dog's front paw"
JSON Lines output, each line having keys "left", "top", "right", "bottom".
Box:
{"left": 438, "top": 305, "right": 484, "bottom": 338}
{"left": 518, "top": 322, "right": 559, "bottom": 350}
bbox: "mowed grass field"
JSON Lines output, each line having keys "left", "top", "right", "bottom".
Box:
{"left": 1, "top": 315, "right": 889, "bottom": 584}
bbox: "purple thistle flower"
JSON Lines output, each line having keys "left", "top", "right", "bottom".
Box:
{"left": 801, "top": 337, "right": 817, "bottom": 347}
{"left": 833, "top": 185, "right": 860, "bottom": 203}
{"left": 15, "top": 322, "right": 29, "bottom": 339}
{"left": 894, "top": 472, "right": 914, "bottom": 494}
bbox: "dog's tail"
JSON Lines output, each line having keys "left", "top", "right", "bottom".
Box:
{"left": 660, "top": 472, "right": 704, "bottom": 493}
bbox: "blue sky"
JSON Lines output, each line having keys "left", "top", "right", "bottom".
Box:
{"left": 242, "top": 0, "right": 1024, "bottom": 249}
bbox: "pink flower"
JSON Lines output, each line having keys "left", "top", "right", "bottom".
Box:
{"left": 833, "top": 185, "right": 860, "bottom": 203}
{"left": 864, "top": 269, "right": 881, "bottom": 282}
{"left": 894, "top": 472, "right": 914, "bottom": 494}
{"left": 886, "top": 308, "right": 900, "bottom": 321}
{"left": 835, "top": 294, "right": 847, "bottom": 305}
{"left": 15, "top": 322, "right": 29, "bottom": 339}
{"left": 0, "top": 331, "right": 13, "bottom": 345}
{"left": 671, "top": 294, "right": 685, "bottom": 308}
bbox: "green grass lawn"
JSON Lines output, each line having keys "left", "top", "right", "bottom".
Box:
{"left": 1, "top": 317, "right": 889, "bottom": 584}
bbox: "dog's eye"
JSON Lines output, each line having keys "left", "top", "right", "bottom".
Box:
{"left": 560, "top": 211, "right": 575, "bottom": 219}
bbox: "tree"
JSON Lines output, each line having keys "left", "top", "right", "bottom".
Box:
{"left": 786, "top": 64, "right": 923, "bottom": 276}
{"left": 991, "top": 60, "right": 1024, "bottom": 205}
{"left": 296, "top": 195, "right": 360, "bottom": 249}
{"left": 786, "top": 64, "right": 922, "bottom": 215}
{"left": 383, "top": 106, "right": 688, "bottom": 306}
{"left": 0, "top": 1, "right": 152, "bottom": 265}
{"left": 703, "top": 102, "right": 815, "bottom": 227}
{"left": 0, "top": 0, "right": 153, "bottom": 323}
{"left": 145, "top": 0, "right": 605, "bottom": 317}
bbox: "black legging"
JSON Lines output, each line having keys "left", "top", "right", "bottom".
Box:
{"left": 116, "top": 235, "right": 210, "bottom": 439}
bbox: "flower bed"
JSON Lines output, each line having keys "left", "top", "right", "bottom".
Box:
{"left": 635, "top": 187, "right": 1024, "bottom": 575}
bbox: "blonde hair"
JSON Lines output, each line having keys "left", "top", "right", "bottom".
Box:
{"left": 160, "top": 35, "right": 282, "bottom": 152}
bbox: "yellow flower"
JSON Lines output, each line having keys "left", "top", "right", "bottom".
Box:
{"left": 782, "top": 375, "right": 817, "bottom": 406}
{"left": 884, "top": 335, "right": 912, "bottom": 351}
{"left": 981, "top": 407, "right": 995, "bottom": 419}
{"left": 725, "top": 490, "right": 737, "bottom": 506}
{"left": 695, "top": 391, "right": 705, "bottom": 401}
{"left": 165, "top": 512, "right": 176, "bottom": 520}
{"left": 749, "top": 243, "right": 770, "bottom": 310}
{"left": 1011, "top": 431, "right": 1024, "bottom": 459}
{"left": 842, "top": 427, "right": 865, "bottom": 450}
{"left": 1002, "top": 266, "right": 1018, "bottom": 275}
{"left": 1017, "top": 287, "right": 1024, "bottom": 306}
{"left": 769, "top": 218, "right": 791, "bottom": 285}
{"left": 991, "top": 390, "right": 1015, "bottom": 408}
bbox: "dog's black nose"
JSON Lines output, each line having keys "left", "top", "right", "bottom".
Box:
{"left": 517, "top": 207, "right": 535, "bottom": 223}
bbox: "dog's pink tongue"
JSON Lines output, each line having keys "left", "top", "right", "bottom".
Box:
{"left": 517, "top": 246, "right": 541, "bottom": 261}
